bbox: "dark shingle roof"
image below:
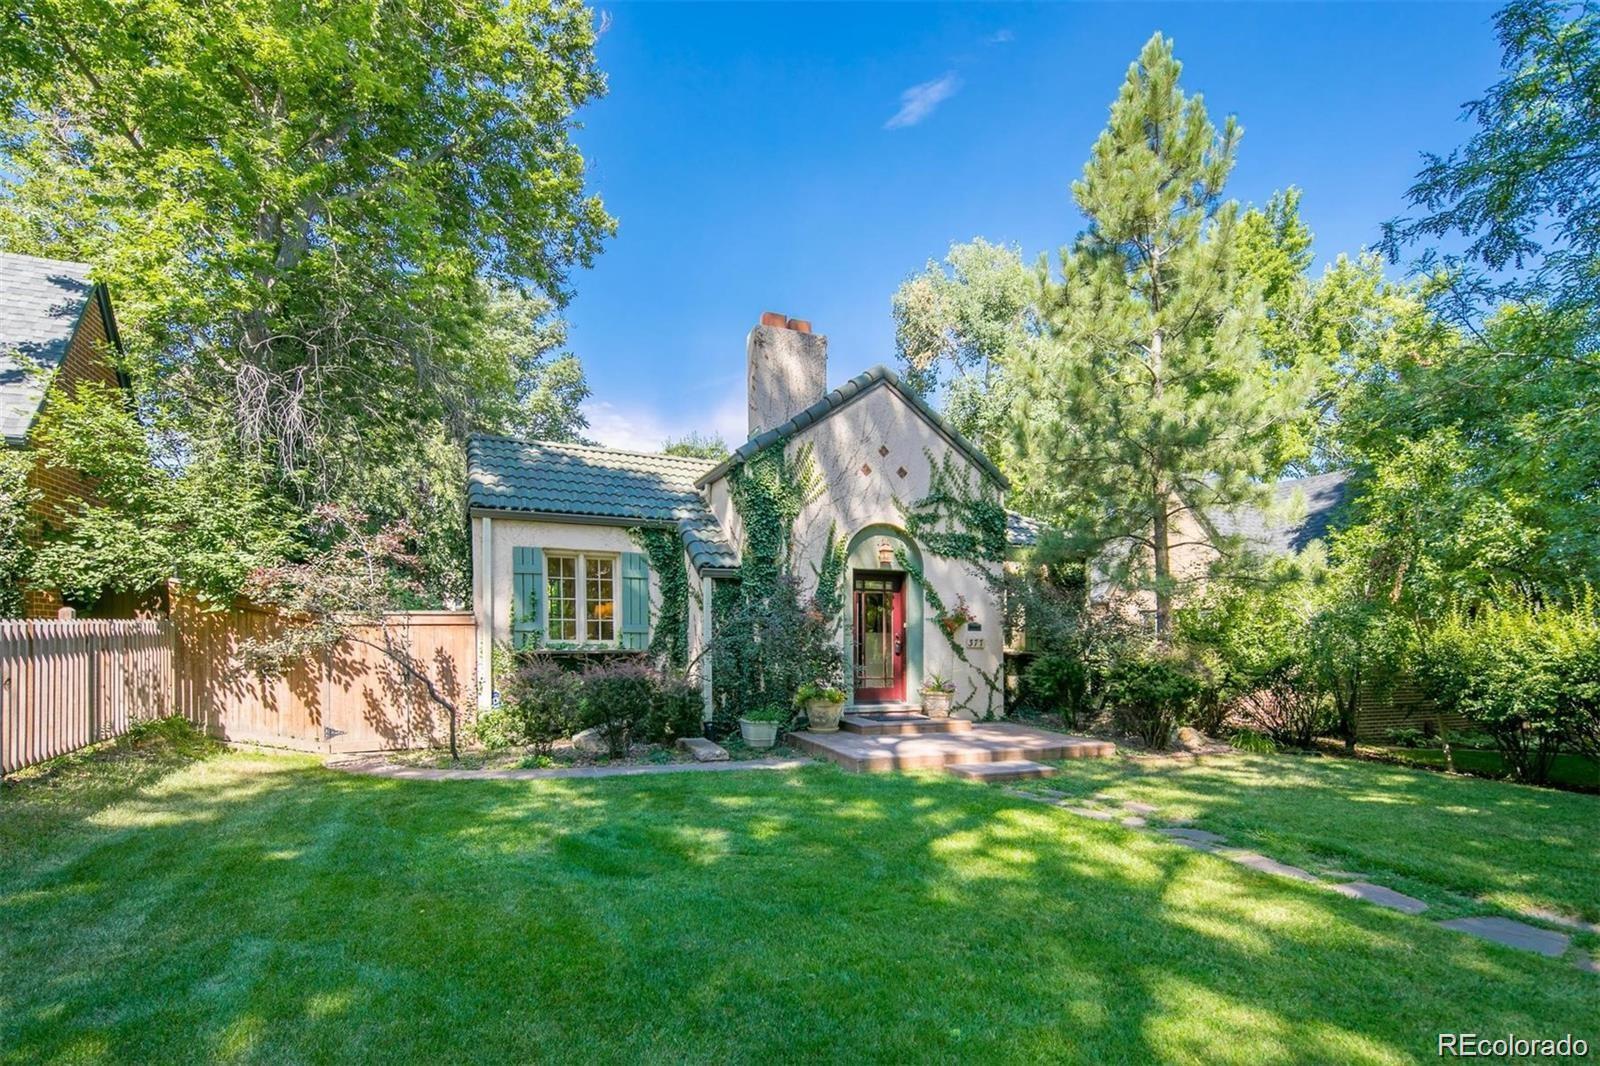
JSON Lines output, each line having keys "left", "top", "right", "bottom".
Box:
{"left": 468, "top": 436, "right": 740, "bottom": 574}
{"left": 1006, "top": 511, "right": 1043, "bottom": 548}
{"left": 695, "top": 364, "right": 1008, "bottom": 490}
{"left": 0, "top": 253, "right": 97, "bottom": 443}
{"left": 1210, "top": 471, "right": 1352, "bottom": 555}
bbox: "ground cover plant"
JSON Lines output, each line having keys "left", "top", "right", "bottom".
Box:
{"left": 3, "top": 741, "right": 1595, "bottom": 1063}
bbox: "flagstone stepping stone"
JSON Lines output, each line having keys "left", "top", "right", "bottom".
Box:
{"left": 1122, "top": 801, "right": 1159, "bottom": 815}
{"left": 1158, "top": 827, "right": 1227, "bottom": 848}
{"left": 1215, "top": 849, "right": 1322, "bottom": 884}
{"left": 1329, "top": 881, "right": 1429, "bottom": 915}
{"left": 1438, "top": 917, "right": 1571, "bottom": 958}
{"left": 1573, "top": 951, "right": 1599, "bottom": 976}
{"left": 1121, "top": 815, "right": 1148, "bottom": 828}
{"left": 1065, "top": 806, "right": 1116, "bottom": 821}
{"left": 676, "top": 737, "right": 730, "bottom": 762}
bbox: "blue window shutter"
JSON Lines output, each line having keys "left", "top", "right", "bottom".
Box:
{"left": 620, "top": 552, "right": 650, "bottom": 650}
{"left": 512, "top": 547, "right": 544, "bottom": 648}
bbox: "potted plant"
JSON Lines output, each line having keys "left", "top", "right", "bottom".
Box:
{"left": 795, "top": 681, "right": 846, "bottom": 733}
{"left": 739, "top": 703, "right": 787, "bottom": 749}
{"left": 938, "top": 595, "right": 975, "bottom": 637}
{"left": 920, "top": 673, "right": 956, "bottom": 718}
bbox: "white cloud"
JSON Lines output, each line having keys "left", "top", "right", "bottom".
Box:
{"left": 582, "top": 383, "right": 746, "bottom": 453}
{"left": 883, "top": 72, "right": 961, "bottom": 130}
{"left": 986, "top": 29, "right": 1014, "bottom": 45}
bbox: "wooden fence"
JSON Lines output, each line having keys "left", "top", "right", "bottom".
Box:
{"left": 1, "top": 607, "right": 477, "bottom": 774}
{"left": 0, "top": 618, "right": 174, "bottom": 774}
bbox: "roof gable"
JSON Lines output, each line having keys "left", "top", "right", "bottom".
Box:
{"left": 1210, "top": 471, "right": 1352, "bottom": 555}
{"left": 695, "top": 364, "right": 1008, "bottom": 490}
{"left": 0, "top": 253, "right": 103, "bottom": 444}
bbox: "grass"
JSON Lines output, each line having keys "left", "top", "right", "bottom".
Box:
{"left": 1016, "top": 753, "right": 1600, "bottom": 925}
{"left": 1360, "top": 745, "right": 1600, "bottom": 791}
{"left": 2, "top": 732, "right": 1595, "bottom": 1063}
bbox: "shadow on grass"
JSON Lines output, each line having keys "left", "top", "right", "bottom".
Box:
{"left": 1, "top": 753, "right": 1595, "bottom": 1063}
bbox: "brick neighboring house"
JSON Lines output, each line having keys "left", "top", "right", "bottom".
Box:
{"left": 0, "top": 251, "right": 131, "bottom": 618}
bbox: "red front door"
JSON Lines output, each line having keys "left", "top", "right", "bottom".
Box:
{"left": 853, "top": 572, "right": 905, "bottom": 704}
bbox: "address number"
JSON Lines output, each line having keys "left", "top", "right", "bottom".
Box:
{"left": 966, "top": 638, "right": 985, "bottom": 650}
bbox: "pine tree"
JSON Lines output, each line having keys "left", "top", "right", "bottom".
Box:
{"left": 1011, "top": 33, "right": 1314, "bottom": 638}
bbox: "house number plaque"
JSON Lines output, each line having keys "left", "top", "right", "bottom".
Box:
{"left": 966, "top": 637, "right": 985, "bottom": 650}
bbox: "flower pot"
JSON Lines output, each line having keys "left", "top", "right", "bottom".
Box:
{"left": 739, "top": 718, "right": 780, "bottom": 749}
{"left": 921, "top": 690, "right": 953, "bottom": 719}
{"left": 805, "top": 698, "right": 844, "bottom": 733}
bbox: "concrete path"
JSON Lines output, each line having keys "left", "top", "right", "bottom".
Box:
{"left": 1002, "top": 785, "right": 1595, "bottom": 977}
{"left": 329, "top": 756, "right": 812, "bottom": 781}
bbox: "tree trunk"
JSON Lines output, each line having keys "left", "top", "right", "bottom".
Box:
{"left": 1152, "top": 500, "right": 1171, "bottom": 641}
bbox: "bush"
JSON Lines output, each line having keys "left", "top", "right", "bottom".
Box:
{"left": 579, "top": 658, "right": 658, "bottom": 757}
{"left": 495, "top": 655, "right": 582, "bottom": 754}
{"left": 1419, "top": 590, "right": 1600, "bottom": 784}
{"left": 1229, "top": 728, "right": 1276, "bottom": 754}
{"left": 1230, "top": 667, "right": 1332, "bottom": 750}
{"left": 645, "top": 672, "right": 704, "bottom": 744}
{"left": 1385, "top": 726, "right": 1428, "bottom": 749}
{"left": 1022, "top": 653, "right": 1092, "bottom": 726}
{"left": 1106, "top": 650, "right": 1200, "bottom": 749}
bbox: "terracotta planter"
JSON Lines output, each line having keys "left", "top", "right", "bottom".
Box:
{"left": 739, "top": 718, "right": 779, "bottom": 749}
{"left": 921, "top": 690, "right": 953, "bottom": 718}
{"left": 805, "top": 698, "right": 844, "bottom": 733}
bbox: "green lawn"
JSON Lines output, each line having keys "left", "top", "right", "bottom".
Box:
{"left": 2, "top": 732, "right": 1595, "bottom": 1064}
{"left": 1362, "top": 745, "right": 1600, "bottom": 791}
{"left": 1017, "top": 753, "right": 1600, "bottom": 925}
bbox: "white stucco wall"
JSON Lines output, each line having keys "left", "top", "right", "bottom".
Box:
{"left": 472, "top": 516, "right": 661, "bottom": 708}
{"left": 705, "top": 383, "right": 1006, "bottom": 720}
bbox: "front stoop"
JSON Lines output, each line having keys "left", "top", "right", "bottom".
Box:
{"left": 788, "top": 720, "right": 1116, "bottom": 773}
{"left": 946, "top": 760, "right": 1058, "bottom": 782}
{"left": 841, "top": 713, "right": 972, "bottom": 736}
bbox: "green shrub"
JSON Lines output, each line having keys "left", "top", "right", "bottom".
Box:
{"left": 1229, "top": 728, "right": 1277, "bottom": 754}
{"left": 1106, "top": 650, "right": 1200, "bottom": 749}
{"left": 645, "top": 672, "right": 704, "bottom": 744}
{"left": 579, "top": 658, "right": 657, "bottom": 757}
{"left": 1022, "top": 653, "right": 1092, "bottom": 726}
{"left": 497, "top": 655, "right": 582, "bottom": 754}
{"left": 472, "top": 708, "right": 519, "bottom": 751}
{"left": 1385, "top": 726, "right": 1428, "bottom": 749}
{"left": 1419, "top": 589, "right": 1600, "bottom": 784}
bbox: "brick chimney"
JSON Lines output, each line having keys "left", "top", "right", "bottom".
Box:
{"left": 747, "top": 312, "right": 827, "bottom": 437}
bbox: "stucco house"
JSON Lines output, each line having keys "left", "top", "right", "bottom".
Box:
{"left": 0, "top": 252, "right": 129, "bottom": 617}
{"left": 469, "top": 311, "right": 1027, "bottom": 722}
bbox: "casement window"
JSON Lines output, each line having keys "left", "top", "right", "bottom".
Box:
{"left": 512, "top": 547, "right": 651, "bottom": 650}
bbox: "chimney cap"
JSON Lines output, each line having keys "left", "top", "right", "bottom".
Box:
{"left": 786, "top": 318, "right": 811, "bottom": 333}
{"left": 759, "top": 310, "right": 787, "bottom": 328}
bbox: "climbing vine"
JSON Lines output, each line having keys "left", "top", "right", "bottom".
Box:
{"left": 726, "top": 441, "right": 822, "bottom": 603}
{"left": 709, "top": 442, "right": 841, "bottom": 730}
{"left": 898, "top": 448, "right": 1007, "bottom": 565}
{"left": 812, "top": 521, "right": 847, "bottom": 623}
{"left": 630, "top": 527, "right": 689, "bottom": 669}
{"left": 895, "top": 450, "right": 1010, "bottom": 719}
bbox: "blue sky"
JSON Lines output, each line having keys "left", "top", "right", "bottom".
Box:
{"left": 566, "top": 2, "right": 1504, "bottom": 450}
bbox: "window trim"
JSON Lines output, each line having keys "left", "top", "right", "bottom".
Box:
{"left": 542, "top": 549, "right": 621, "bottom": 646}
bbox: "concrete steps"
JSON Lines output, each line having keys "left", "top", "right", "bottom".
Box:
{"left": 841, "top": 713, "right": 972, "bottom": 736}
{"left": 946, "top": 760, "right": 1059, "bottom": 783}
{"left": 788, "top": 720, "right": 1115, "bottom": 773}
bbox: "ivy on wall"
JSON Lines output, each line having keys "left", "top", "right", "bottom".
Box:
{"left": 710, "top": 442, "right": 841, "bottom": 729}
{"left": 812, "top": 521, "right": 847, "bottom": 623}
{"left": 895, "top": 450, "right": 1009, "bottom": 719}
{"left": 630, "top": 526, "right": 689, "bottom": 668}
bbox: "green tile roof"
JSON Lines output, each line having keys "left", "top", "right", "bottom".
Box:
{"left": 695, "top": 364, "right": 1009, "bottom": 490}
{"left": 468, "top": 436, "right": 740, "bottom": 573}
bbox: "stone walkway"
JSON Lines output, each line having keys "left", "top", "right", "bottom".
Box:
{"left": 329, "top": 755, "right": 811, "bottom": 781}
{"left": 1002, "top": 786, "right": 1596, "bottom": 977}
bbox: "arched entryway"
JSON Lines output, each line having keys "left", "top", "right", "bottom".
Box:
{"left": 842, "top": 525, "right": 922, "bottom": 706}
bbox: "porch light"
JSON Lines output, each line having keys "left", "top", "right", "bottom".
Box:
{"left": 877, "top": 540, "right": 895, "bottom": 567}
